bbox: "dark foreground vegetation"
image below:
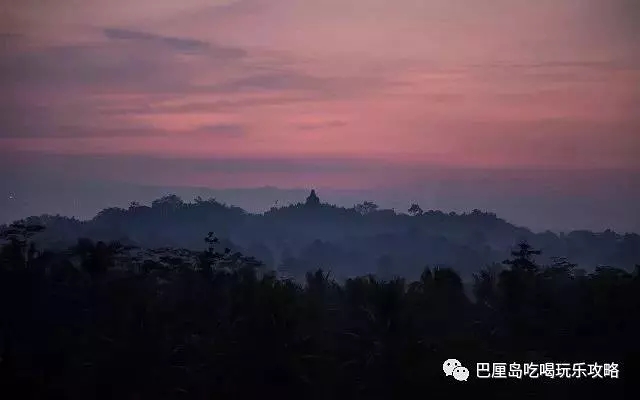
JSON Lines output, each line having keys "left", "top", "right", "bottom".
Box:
{"left": 1, "top": 219, "right": 638, "bottom": 399}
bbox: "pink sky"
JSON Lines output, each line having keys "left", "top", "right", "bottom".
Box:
{"left": 2, "top": 0, "right": 639, "bottom": 187}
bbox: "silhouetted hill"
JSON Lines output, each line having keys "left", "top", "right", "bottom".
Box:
{"left": 4, "top": 175, "right": 640, "bottom": 232}
{"left": 4, "top": 192, "right": 639, "bottom": 280}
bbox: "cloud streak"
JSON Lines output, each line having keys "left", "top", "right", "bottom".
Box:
{"left": 297, "top": 121, "right": 348, "bottom": 131}
{"left": 193, "top": 124, "right": 247, "bottom": 137}
{"left": 103, "top": 27, "right": 246, "bottom": 56}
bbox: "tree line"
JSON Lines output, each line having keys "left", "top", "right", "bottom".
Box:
{"left": 4, "top": 192, "right": 639, "bottom": 283}
{"left": 0, "top": 220, "right": 637, "bottom": 398}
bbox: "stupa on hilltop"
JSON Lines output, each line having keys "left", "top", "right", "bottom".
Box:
{"left": 305, "top": 189, "right": 320, "bottom": 207}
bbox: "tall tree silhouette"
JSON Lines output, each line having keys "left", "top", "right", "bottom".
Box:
{"left": 503, "top": 241, "right": 541, "bottom": 273}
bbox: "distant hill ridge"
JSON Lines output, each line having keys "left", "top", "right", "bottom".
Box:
{"left": 3, "top": 190, "right": 639, "bottom": 280}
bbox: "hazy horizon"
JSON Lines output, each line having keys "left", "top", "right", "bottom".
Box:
{"left": 2, "top": 0, "right": 639, "bottom": 233}
{"left": 3, "top": 161, "right": 639, "bottom": 234}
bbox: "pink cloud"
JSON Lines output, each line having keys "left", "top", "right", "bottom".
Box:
{"left": 1, "top": 0, "right": 639, "bottom": 191}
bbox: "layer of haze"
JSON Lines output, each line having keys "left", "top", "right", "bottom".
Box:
{"left": 2, "top": 0, "right": 639, "bottom": 232}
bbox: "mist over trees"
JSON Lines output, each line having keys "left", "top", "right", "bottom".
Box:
{"left": 1, "top": 201, "right": 637, "bottom": 398}
{"left": 5, "top": 191, "right": 638, "bottom": 283}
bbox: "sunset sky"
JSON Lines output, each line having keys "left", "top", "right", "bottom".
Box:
{"left": 1, "top": 0, "right": 639, "bottom": 230}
